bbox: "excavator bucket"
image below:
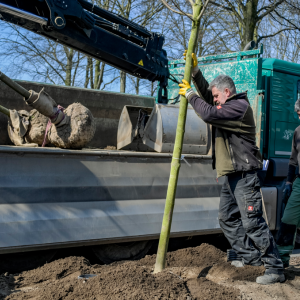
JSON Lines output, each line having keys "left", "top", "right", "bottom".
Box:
{"left": 117, "top": 104, "right": 211, "bottom": 155}
{"left": 117, "top": 105, "right": 154, "bottom": 151}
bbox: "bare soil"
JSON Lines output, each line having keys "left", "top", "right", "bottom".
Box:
{"left": 0, "top": 244, "right": 299, "bottom": 300}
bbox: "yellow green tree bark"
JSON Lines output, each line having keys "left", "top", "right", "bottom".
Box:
{"left": 153, "top": 0, "right": 204, "bottom": 274}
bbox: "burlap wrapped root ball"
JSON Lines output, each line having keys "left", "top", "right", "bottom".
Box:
{"left": 25, "top": 109, "right": 49, "bottom": 145}
{"left": 8, "top": 109, "right": 48, "bottom": 146}
{"left": 47, "top": 103, "right": 96, "bottom": 149}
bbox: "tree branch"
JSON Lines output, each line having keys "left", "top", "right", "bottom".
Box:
{"left": 160, "top": 0, "right": 193, "bottom": 20}
{"left": 12, "top": 25, "right": 65, "bottom": 82}
{"left": 223, "top": 0, "right": 244, "bottom": 24}
{"left": 210, "top": 1, "right": 232, "bottom": 12}
{"left": 210, "top": 0, "right": 244, "bottom": 24}
{"left": 272, "top": 9, "right": 300, "bottom": 30}
{"left": 197, "top": 0, "right": 210, "bottom": 20}
{"left": 257, "top": 0, "right": 285, "bottom": 21}
{"left": 257, "top": 28, "right": 295, "bottom": 43}
{"left": 101, "top": 76, "right": 120, "bottom": 90}
{"left": 188, "top": 0, "right": 195, "bottom": 7}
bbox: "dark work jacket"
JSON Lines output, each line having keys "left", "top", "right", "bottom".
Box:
{"left": 187, "top": 70, "right": 263, "bottom": 178}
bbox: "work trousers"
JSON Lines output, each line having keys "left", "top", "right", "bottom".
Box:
{"left": 219, "top": 170, "right": 283, "bottom": 274}
{"left": 277, "top": 177, "right": 300, "bottom": 266}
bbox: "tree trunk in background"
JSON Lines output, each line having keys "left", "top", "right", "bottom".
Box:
{"left": 64, "top": 47, "right": 74, "bottom": 86}
{"left": 84, "top": 59, "right": 89, "bottom": 89}
{"left": 88, "top": 57, "right": 94, "bottom": 89}
{"left": 95, "top": 61, "right": 105, "bottom": 90}
{"left": 135, "top": 78, "right": 140, "bottom": 94}
{"left": 241, "top": 0, "right": 258, "bottom": 49}
{"left": 120, "top": 71, "right": 126, "bottom": 93}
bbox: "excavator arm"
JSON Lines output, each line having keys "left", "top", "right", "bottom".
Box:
{"left": 0, "top": 0, "right": 169, "bottom": 102}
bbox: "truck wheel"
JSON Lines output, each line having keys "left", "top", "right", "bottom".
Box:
{"left": 92, "top": 241, "right": 153, "bottom": 264}
{"left": 0, "top": 250, "right": 56, "bottom": 273}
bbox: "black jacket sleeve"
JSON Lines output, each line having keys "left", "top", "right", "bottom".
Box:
{"left": 192, "top": 69, "right": 213, "bottom": 105}
{"left": 188, "top": 94, "right": 248, "bottom": 132}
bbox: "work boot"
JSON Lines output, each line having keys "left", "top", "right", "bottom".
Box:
{"left": 231, "top": 260, "right": 244, "bottom": 267}
{"left": 256, "top": 273, "right": 285, "bottom": 285}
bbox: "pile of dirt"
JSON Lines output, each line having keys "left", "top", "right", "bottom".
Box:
{"left": 8, "top": 262, "right": 191, "bottom": 300}
{"left": 1, "top": 243, "right": 300, "bottom": 299}
{"left": 14, "top": 256, "right": 92, "bottom": 288}
{"left": 3, "top": 244, "right": 243, "bottom": 300}
{"left": 139, "top": 243, "right": 225, "bottom": 268}
{"left": 187, "top": 278, "right": 240, "bottom": 300}
{"left": 207, "top": 263, "right": 264, "bottom": 282}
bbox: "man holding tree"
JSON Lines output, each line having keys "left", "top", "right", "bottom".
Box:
{"left": 178, "top": 51, "right": 284, "bottom": 284}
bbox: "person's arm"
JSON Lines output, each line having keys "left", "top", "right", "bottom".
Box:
{"left": 184, "top": 90, "right": 248, "bottom": 132}
{"left": 183, "top": 50, "right": 213, "bottom": 105}
{"left": 179, "top": 79, "right": 250, "bottom": 132}
{"left": 192, "top": 69, "right": 214, "bottom": 105}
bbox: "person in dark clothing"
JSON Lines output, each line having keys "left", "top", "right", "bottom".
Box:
{"left": 179, "top": 51, "right": 284, "bottom": 284}
{"left": 276, "top": 99, "right": 300, "bottom": 267}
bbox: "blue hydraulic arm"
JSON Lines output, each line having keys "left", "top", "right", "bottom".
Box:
{"left": 0, "top": 0, "right": 169, "bottom": 102}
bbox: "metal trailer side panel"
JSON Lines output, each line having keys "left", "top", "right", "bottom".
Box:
{"left": 0, "top": 147, "right": 223, "bottom": 253}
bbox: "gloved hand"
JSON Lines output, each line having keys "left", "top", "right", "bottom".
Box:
{"left": 178, "top": 79, "right": 195, "bottom": 101}
{"left": 183, "top": 50, "right": 199, "bottom": 76}
{"left": 283, "top": 183, "right": 292, "bottom": 204}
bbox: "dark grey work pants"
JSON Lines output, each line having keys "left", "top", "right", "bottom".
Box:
{"left": 219, "top": 170, "right": 283, "bottom": 274}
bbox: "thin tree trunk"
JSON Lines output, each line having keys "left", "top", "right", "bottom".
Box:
{"left": 65, "top": 48, "right": 74, "bottom": 86}
{"left": 120, "top": 71, "right": 126, "bottom": 93}
{"left": 72, "top": 51, "right": 81, "bottom": 86}
{"left": 153, "top": 0, "right": 203, "bottom": 274}
{"left": 84, "top": 56, "right": 90, "bottom": 88}
{"left": 97, "top": 62, "right": 105, "bottom": 89}
{"left": 135, "top": 78, "right": 140, "bottom": 94}
{"left": 94, "top": 60, "right": 101, "bottom": 89}
{"left": 89, "top": 57, "right": 94, "bottom": 89}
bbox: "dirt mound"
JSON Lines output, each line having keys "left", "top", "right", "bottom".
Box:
{"left": 3, "top": 243, "right": 300, "bottom": 300}
{"left": 8, "top": 262, "right": 191, "bottom": 300}
{"left": 15, "top": 256, "right": 92, "bottom": 288}
{"left": 208, "top": 263, "right": 264, "bottom": 282}
{"left": 187, "top": 278, "right": 240, "bottom": 300}
{"left": 139, "top": 243, "right": 225, "bottom": 268}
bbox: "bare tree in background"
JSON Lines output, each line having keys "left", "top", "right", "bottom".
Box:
{"left": 0, "top": 0, "right": 166, "bottom": 93}
{"left": 0, "top": 23, "right": 85, "bottom": 86}
{"left": 1, "top": 0, "right": 300, "bottom": 94}
{"left": 209, "top": 0, "right": 297, "bottom": 50}
{"left": 115, "top": 0, "right": 165, "bottom": 94}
